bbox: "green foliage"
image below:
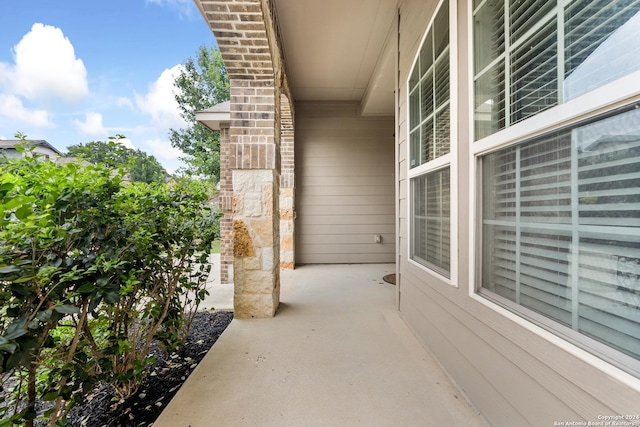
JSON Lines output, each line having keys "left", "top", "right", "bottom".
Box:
{"left": 170, "top": 46, "right": 230, "bottom": 182}
{"left": 66, "top": 136, "right": 167, "bottom": 184}
{"left": 0, "top": 139, "right": 218, "bottom": 425}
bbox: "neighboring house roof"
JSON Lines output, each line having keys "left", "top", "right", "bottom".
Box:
{"left": 0, "top": 139, "right": 63, "bottom": 155}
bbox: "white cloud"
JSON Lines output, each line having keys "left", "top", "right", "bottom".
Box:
{"left": 115, "top": 137, "right": 135, "bottom": 150}
{"left": 0, "top": 63, "right": 10, "bottom": 89}
{"left": 0, "top": 94, "right": 50, "bottom": 126}
{"left": 72, "top": 112, "right": 106, "bottom": 137}
{"left": 142, "top": 138, "right": 184, "bottom": 161}
{"left": 116, "top": 97, "right": 134, "bottom": 110}
{"left": 145, "top": 0, "right": 195, "bottom": 18}
{"left": 1, "top": 24, "right": 88, "bottom": 104}
{"left": 135, "top": 65, "right": 185, "bottom": 130}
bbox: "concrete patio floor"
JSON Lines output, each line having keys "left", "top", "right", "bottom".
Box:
{"left": 155, "top": 263, "right": 490, "bottom": 427}
{"left": 199, "top": 253, "right": 234, "bottom": 312}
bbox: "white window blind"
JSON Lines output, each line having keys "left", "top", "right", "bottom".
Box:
{"left": 473, "top": 0, "right": 640, "bottom": 141}
{"left": 409, "top": 1, "right": 450, "bottom": 168}
{"left": 480, "top": 104, "right": 640, "bottom": 368}
{"left": 412, "top": 168, "right": 451, "bottom": 277}
{"left": 408, "top": 1, "right": 452, "bottom": 277}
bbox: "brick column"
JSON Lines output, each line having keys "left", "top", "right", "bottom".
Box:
{"left": 195, "top": 0, "right": 293, "bottom": 317}
{"left": 230, "top": 79, "right": 280, "bottom": 318}
{"left": 279, "top": 94, "right": 295, "bottom": 269}
{"left": 219, "top": 126, "right": 233, "bottom": 284}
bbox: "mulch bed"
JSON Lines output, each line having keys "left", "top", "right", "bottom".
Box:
{"left": 49, "top": 311, "right": 232, "bottom": 427}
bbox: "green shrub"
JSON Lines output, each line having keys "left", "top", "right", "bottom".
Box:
{"left": 0, "top": 142, "right": 218, "bottom": 426}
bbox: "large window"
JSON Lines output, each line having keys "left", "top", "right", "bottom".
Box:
{"left": 480, "top": 105, "right": 640, "bottom": 371}
{"left": 475, "top": 0, "right": 640, "bottom": 374}
{"left": 409, "top": 1, "right": 451, "bottom": 278}
{"left": 473, "top": 0, "right": 640, "bottom": 140}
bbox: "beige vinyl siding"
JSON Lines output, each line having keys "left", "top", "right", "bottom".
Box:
{"left": 396, "top": 0, "right": 640, "bottom": 425}
{"left": 296, "top": 101, "right": 395, "bottom": 264}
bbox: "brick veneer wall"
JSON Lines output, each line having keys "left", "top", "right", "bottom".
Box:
{"left": 229, "top": 79, "right": 280, "bottom": 170}
{"left": 280, "top": 94, "right": 295, "bottom": 268}
{"left": 198, "top": 1, "right": 274, "bottom": 79}
{"left": 197, "top": 0, "right": 295, "bottom": 310}
{"left": 280, "top": 94, "right": 294, "bottom": 189}
{"left": 219, "top": 127, "right": 233, "bottom": 284}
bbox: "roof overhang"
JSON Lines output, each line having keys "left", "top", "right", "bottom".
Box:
{"left": 196, "top": 101, "right": 231, "bottom": 131}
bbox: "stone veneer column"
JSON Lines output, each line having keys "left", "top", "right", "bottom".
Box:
{"left": 230, "top": 79, "right": 280, "bottom": 318}
{"left": 232, "top": 169, "right": 279, "bottom": 317}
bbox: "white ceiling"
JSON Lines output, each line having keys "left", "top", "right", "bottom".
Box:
{"left": 273, "top": 0, "right": 397, "bottom": 116}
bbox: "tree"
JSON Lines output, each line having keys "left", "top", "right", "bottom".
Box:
{"left": 66, "top": 136, "right": 167, "bottom": 184}
{"left": 170, "top": 45, "right": 230, "bottom": 182}
{"left": 127, "top": 150, "right": 167, "bottom": 184}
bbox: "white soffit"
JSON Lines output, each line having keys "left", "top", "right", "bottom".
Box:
{"left": 196, "top": 101, "right": 231, "bottom": 131}
{"left": 273, "top": 0, "right": 397, "bottom": 115}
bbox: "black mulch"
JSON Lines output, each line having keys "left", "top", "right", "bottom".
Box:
{"left": 62, "top": 311, "right": 233, "bottom": 427}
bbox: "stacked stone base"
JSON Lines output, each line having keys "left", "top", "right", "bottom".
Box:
{"left": 232, "top": 169, "right": 280, "bottom": 318}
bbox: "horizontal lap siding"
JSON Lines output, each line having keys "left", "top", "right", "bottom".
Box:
{"left": 296, "top": 102, "right": 395, "bottom": 264}
{"left": 397, "top": 0, "right": 640, "bottom": 425}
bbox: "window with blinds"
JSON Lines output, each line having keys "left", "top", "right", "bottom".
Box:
{"left": 409, "top": 1, "right": 450, "bottom": 168}
{"left": 473, "top": 0, "right": 640, "bottom": 140}
{"left": 480, "top": 104, "right": 640, "bottom": 371}
{"left": 409, "top": 1, "right": 451, "bottom": 277}
{"left": 413, "top": 168, "right": 451, "bottom": 276}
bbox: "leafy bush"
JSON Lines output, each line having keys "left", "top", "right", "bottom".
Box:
{"left": 0, "top": 144, "right": 218, "bottom": 426}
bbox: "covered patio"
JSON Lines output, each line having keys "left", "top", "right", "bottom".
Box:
{"left": 171, "top": 0, "right": 640, "bottom": 424}
{"left": 155, "top": 263, "right": 489, "bottom": 426}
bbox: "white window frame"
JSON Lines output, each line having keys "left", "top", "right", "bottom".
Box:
{"left": 407, "top": 0, "right": 458, "bottom": 286}
{"left": 467, "top": 0, "right": 640, "bottom": 379}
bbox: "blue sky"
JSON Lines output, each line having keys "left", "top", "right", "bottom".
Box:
{"left": 0, "top": 0, "right": 217, "bottom": 173}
